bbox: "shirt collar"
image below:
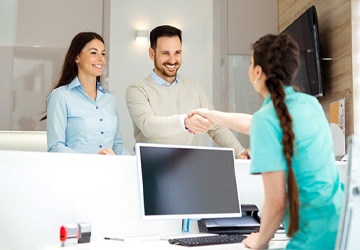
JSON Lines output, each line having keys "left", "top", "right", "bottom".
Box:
{"left": 150, "top": 70, "right": 179, "bottom": 86}
{"left": 68, "top": 77, "right": 105, "bottom": 93}
{"left": 97, "top": 82, "right": 106, "bottom": 93}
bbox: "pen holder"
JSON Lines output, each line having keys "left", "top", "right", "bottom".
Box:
{"left": 60, "top": 222, "right": 91, "bottom": 247}
{"left": 78, "top": 222, "right": 92, "bottom": 243}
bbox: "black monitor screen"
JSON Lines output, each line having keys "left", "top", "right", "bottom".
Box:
{"left": 135, "top": 143, "right": 242, "bottom": 219}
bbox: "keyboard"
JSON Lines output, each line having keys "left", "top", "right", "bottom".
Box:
{"left": 168, "top": 234, "right": 246, "bottom": 247}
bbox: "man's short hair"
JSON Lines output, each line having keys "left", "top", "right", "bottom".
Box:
{"left": 150, "top": 25, "right": 182, "bottom": 50}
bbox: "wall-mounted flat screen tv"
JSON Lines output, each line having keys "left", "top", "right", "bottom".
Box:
{"left": 281, "top": 5, "right": 324, "bottom": 97}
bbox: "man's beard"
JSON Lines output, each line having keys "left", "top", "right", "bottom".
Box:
{"left": 154, "top": 57, "right": 180, "bottom": 78}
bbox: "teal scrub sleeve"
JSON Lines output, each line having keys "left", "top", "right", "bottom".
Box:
{"left": 250, "top": 113, "right": 287, "bottom": 174}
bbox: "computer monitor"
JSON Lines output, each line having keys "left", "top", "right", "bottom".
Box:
{"left": 135, "top": 143, "right": 242, "bottom": 220}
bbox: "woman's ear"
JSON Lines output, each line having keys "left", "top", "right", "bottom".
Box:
{"left": 254, "top": 65, "right": 263, "bottom": 79}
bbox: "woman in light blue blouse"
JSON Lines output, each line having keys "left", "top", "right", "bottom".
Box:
{"left": 189, "top": 34, "right": 343, "bottom": 249}
{"left": 41, "top": 32, "right": 129, "bottom": 155}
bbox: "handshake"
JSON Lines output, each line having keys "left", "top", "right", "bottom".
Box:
{"left": 185, "top": 108, "right": 216, "bottom": 135}
{"left": 185, "top": 108, "right": 253, "bottom": 159}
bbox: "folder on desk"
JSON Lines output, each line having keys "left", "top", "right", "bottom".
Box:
{"left": 198, "top": 204, "right": 260, "bottom": 234}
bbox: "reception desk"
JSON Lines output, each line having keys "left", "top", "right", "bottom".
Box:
{"left": 0, "top": 150, "right": 348, "bottom": 250}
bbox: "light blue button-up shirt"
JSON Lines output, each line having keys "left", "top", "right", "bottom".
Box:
{"left": 150, "top": 70, "right": 179, "bottom": 86}
{"left": 46, "top": 77, "right": 129, "bottom": 155}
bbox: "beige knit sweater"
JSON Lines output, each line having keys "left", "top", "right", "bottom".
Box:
{"left": 126, "top": 75, "right": 245, "bottom": 155}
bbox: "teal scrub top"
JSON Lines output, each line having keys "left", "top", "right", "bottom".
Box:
{"left": 250, "top": 87, "right": 344, "bottom": 249}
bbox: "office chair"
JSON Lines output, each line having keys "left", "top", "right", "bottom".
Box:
{"left": 336, "top": 135, "right": 360, "bottom": 250}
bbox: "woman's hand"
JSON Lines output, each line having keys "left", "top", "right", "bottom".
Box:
{"left": 188, "top": 109, "right": 252, "bottom": 135}
{"left": 187, "top": 108, "right": 212, "bottom": 122}
{"left": 184, "top": 113, "right": 214, "bottom": 134}
{"left": 242, "top": 232, "right": 269, "bottom": 249}
{"left": 97, "top": 148, "right": 116, "bottom": 155}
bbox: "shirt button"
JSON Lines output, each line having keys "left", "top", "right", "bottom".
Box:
{"left": 101, "top": 131, "right": 104, "bottom": 134}
{"left": 96, "top": 106, "right": 99, "bottom": 109}
{"left": 99, "top": 145, "right": 103, "bottom": 148}
{"left": 100, "top": 119, "right": 103, "bottom": 121}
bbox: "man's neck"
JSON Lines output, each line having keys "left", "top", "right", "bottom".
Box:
{"left": 152, "top": 70, "right": 177, "bottom": 85}
{"left": 157, "top": 69, "right": 176, "bottom": 82}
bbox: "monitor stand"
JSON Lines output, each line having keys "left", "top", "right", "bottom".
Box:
{"left": 182, "top": 219, "right": 190, "bottom": 233}
{"left": 159, "top": 219, "right": 218, "bottom": 240}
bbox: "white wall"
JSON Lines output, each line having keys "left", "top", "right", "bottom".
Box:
{"left": 108, "top": 0, "right": 214, "bottom": 153}
{"left": 0, "top": 1, "right": 17, "bottom": 46}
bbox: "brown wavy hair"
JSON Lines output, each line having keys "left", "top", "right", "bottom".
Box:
{"left": 252, "top": 33, "right": 300, "bottom": 237}
{"left": 40, "top": 32, "right": 104, "bottom": 121}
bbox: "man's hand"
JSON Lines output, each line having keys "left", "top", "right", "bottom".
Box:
{"left": 237, "top": 148, "right": 250, "bottom": 159}
{"left": 184, "top": 113, "right": 213, "bottom": 134}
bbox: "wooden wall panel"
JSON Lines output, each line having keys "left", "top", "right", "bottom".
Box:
{"left": 279, "top": 0, "right": 353, "bottom": 139}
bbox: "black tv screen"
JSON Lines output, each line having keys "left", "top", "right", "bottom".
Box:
{"left": 281, "top": 5, "right": 323, "bottom": 97}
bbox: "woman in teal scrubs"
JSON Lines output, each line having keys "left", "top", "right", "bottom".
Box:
{"left": 188, "top": 34, "right": 343, "bottom": 249}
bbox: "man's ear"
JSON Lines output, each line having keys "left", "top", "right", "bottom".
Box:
{"left": 149, "top": 47, "right": 155, "bottom": 60}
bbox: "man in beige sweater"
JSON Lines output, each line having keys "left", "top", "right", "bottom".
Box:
{"left": 126, "top": 25, "right": 249, "bottom": 158}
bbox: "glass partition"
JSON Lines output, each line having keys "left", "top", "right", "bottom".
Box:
{"left": 227, "top": 55, "right": 262, "bottom": 148}
{"left": 0, "top": 0, "right": 103, "bottom": 131}
{"left": 0, "top": 46, "right": 66, "bottom": 130}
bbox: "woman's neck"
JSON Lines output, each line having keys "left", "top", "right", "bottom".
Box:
{"left": 78, "top": 73, "right": 97, "bottom": 101}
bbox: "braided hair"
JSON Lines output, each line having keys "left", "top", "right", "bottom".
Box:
{"left": 252, "top": 34, "right": 300, "bottom": 237}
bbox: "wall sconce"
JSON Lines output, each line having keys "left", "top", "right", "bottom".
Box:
{"left": 136, "top": 30, "right": 148, "bottom": 42}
